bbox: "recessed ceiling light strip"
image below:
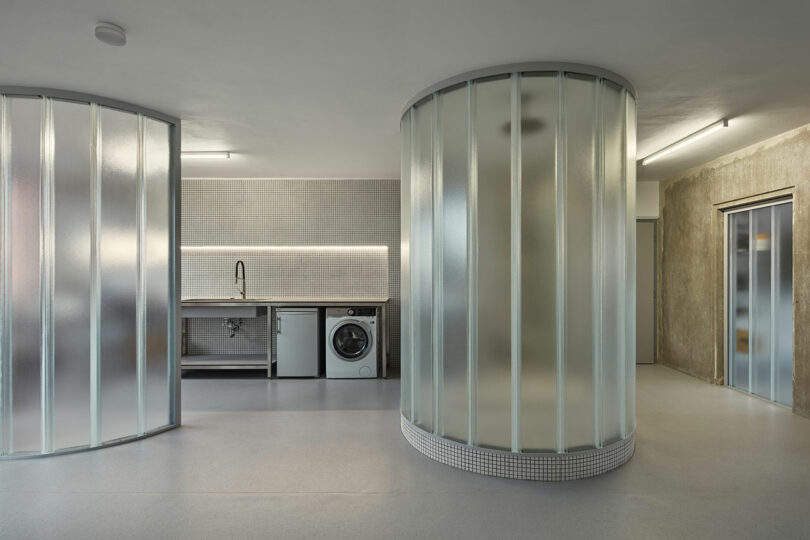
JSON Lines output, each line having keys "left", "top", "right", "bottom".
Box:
{"left": 640, "top": 118, "right": 728, "bottom": 166}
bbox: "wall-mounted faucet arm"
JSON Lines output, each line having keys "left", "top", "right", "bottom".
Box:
{"left": 235, "top": 260, "right": 246, "bottom": 299}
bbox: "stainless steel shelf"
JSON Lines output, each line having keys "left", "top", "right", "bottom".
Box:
{"left": 181, "top": 354, "right": 268, "bottom": 370}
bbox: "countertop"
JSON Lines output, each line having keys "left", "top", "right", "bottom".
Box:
{"left": 181, "top": 297, "right": 389, "bottom": 306}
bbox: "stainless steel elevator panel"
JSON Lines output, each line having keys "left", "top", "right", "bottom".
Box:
{"left": 727, "top": 201, "right": 793, "bottom": 407}
{"left": 276, "top": 309, "right": 320, "bottom": 378}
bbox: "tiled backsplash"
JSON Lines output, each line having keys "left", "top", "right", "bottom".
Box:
{"left": 181, "top": 178, "right": 401, "bottom": 366}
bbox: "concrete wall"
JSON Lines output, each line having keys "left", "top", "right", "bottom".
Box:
{"left": 658, "top": 124, "right": 810, "bottom": 417}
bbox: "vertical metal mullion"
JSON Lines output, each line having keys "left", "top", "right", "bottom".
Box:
{"left": 432, "top": 94, "right": 443, "bottom": 436}
{"left": 168, "top": 120, "right": 181, "bottom": 427}
{"left": 466, "top": 81, "right": 478, "bottom": 446}
{"left": 0, "top": 95, "right": 12, "bottom": 455}
{"left": 726, "top": 214, "right": 734, "bottom": 389}
{"left": 592, "top": 79, "right": 604, "bottom": 448}
{"left": 90, "top": 104, "right": 102, "bottom": 446}
{"left": 40, "top": 97, "right": 55, "bottom": 453}
{"left": 555, "top": 73, "right": 567, "bottom": 453}
{"left": 748, "top": 214, "right": 753, "bottom": 394}
{"left": 136, "top": 114, "right": 146, "bottom": 435}
{"left": 509, "top": 73, "right": 521, "bottom": 453}
{"left": 408, "top": 108, "right": 417, "bottom": 423}
{"left": 770, "top": 206, "right": 777, "bottom": 401}
{"left": 618, "top": 88, "right": 629, "bottom": 438}
{"left": 623, "top": 90, "right": 636, "bottom": 436}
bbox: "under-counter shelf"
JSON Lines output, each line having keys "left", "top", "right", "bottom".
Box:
{"left": 181, "top": 354, "right": 268, "bottom": 370}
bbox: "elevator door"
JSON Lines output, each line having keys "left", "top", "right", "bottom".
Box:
{"left": 727, "top": 201, "right": 793, "bottom": 407}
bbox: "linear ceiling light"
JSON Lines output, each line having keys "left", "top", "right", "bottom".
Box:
{"left": 641, "top": 119, "right": 728, "bottom": 166}
{"left": 181, "top": 151, "right": 231, "bottom": 159}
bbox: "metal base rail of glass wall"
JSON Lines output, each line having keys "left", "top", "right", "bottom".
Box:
{"left": 400, "top": 63, "right": 637, "bottom": 480}
{"left": 0, "top": 88, "right": 180, "bottom": 459}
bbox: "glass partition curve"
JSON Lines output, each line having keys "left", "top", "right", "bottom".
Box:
{"left": 400, "top": 64, "right": 636, "bottom": 480}
{"left": 0, "top": 88, "right": 180, "bottom": 458}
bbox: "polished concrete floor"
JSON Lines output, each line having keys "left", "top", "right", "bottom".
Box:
{"left": 2, "top": 364, "right": 810, "bottom": 539}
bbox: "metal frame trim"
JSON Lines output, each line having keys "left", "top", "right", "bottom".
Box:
{"left": 592, "top": 79, "right": 604, "bottom": 448}
{"left": 770, "top": 206, "right": 777, "bottom": 401}
{"left": 748, "top": 216, "right": 754, "bottom": 392}
{"left": 431, "top": 94, "right": 444, "bottom": 436}
{"left": 89, "top": 104, "right": 102, "bottom": 446}
{"left": 554, "top": 73, "right": 567, "bottom": 453}
{"left": 168, "top": 118, "right": 182, "bottom": 428}
{"left": 0, "top": 95, "right": 11, "bottom": 455}
{"left": 0, "top": 87, "right": 179, "bottom": 126}
{"left": 0, "top": 423, "right": 178, "bottom": 461}
{"left": 466, "top": 81, "right": 478, "bottom": 446}
{"left": 401, "top": 62, "right": 636, "bottom": 117}
{"left": 509, "top": 73, "right": 521, "bottom": 452}
{"left": 136, "top": 114, "right": 147, "bottom": 435}
{"left": 40, "top": 97, "right": 55, "bottom": 453}
{"left": 408, "top": 107, "right": 417, "bottom": 422}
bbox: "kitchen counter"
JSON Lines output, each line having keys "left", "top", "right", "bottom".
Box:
{"left": 180, "top": 297, "right": 390, "bottom": 377}
{"left": 181, "top": 297, "right": 389, "bottom": 306}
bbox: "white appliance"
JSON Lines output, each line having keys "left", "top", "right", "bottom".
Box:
{"left": 275, "top": 308, "right": 320, "bottom": 378}
{"left": 325, "top": 307, "right": 378, "bottom": 378}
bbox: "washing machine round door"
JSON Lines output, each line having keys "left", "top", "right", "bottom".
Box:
{"left": 331, "top": 322, "right": 371, "bottom": 361}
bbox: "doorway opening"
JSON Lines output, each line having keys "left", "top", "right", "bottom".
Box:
{"left": 636, "top": 219, "right": 657, "bottom": 364}
{"left": 725, "top": 199, "right": 793, "bottom": 407}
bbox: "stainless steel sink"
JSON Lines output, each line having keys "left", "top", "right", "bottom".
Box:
{"left": 182, "top": 298, "right": 268, "bottom": 303}
{"left": 180, "top": 299, "right": 268, "bottom": 318}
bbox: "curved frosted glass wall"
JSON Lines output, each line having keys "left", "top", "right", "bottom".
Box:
{"left": 400, "top": 64, "right": 636, "bottom": 480}
{"left": 0, "top": 88, "right": 180, "bottom": 458}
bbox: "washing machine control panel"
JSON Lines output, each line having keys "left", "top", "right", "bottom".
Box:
{"left": 336, "top": 307, "right": 376, "bottom": 317}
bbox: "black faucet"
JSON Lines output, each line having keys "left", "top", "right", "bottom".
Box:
{"left": 235, "top": 260, "right": 246, "bottom": 300}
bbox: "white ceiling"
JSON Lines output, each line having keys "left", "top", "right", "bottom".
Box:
{"left": 2, "top": 0, "right": 810, "bottom": 181}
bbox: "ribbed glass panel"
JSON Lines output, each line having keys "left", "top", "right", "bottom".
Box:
{"left": 729, "top": 211, "right": 751, "bottom": 392}
{"left": 439, "top": 86, "right": 468, "bottom": 442}
{"left": 624, "top": 92, "right": 637, "bottom": 433}
{"left": 399, "top": 68, "right": 636, "bottom": 465}
{"left": 52, "top": 99, "right": 92, "bottom": 450}
{"left": 144, "top": 118, "right": 170, "bottom": 431}
{"left": 751, "top": 207, "right": 772, "bottom": 399}
{"left": 774, "top": 203, "right": 792, "bottom": 407}
{"left": 519, "top": 74, "right": 558, "bottom": 452}
{"left": 601, "top": 82, "right": 625, "bottom": 445}
{"left": 0, "top": 89, "right": 177, "bottom": 459}
{"left": 562, "top": 75, "right": 597, "bottom": 450}
{"left": 100, "top": 107, "right": 139, "bottom": 442}
{"left": 412, "top": 99, "right": 433, "bottom": 431}
{"left": 400, "top": 112, "right": 412, "bottom": 421}
{"left": 474, "top": 77, "right": 511, "bottom": 450}
{"left": 9, "top": 96, "right": 42, "bottom": 453}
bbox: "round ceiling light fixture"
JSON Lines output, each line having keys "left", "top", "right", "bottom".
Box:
{"left": 94, "top": 22, "right": 127, "bottom": 46}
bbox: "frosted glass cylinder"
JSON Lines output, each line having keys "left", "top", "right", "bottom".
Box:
{"left": 400, "top": 63, "right": 636, "bottom": 480}
{"left": 0, "top": 88, "right": 180, "bottom": 458}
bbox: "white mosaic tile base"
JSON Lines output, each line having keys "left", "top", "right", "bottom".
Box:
{"left": 401, "top": 416, "right": 634, "bottom": 481}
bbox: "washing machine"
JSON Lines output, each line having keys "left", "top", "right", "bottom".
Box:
{"left": 325, "top": 307, "right": 378, "bottom": 378}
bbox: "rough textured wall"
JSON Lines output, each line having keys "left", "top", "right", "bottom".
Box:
{"left": 658, "top": 124, "right": 810, "bottom": 417}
